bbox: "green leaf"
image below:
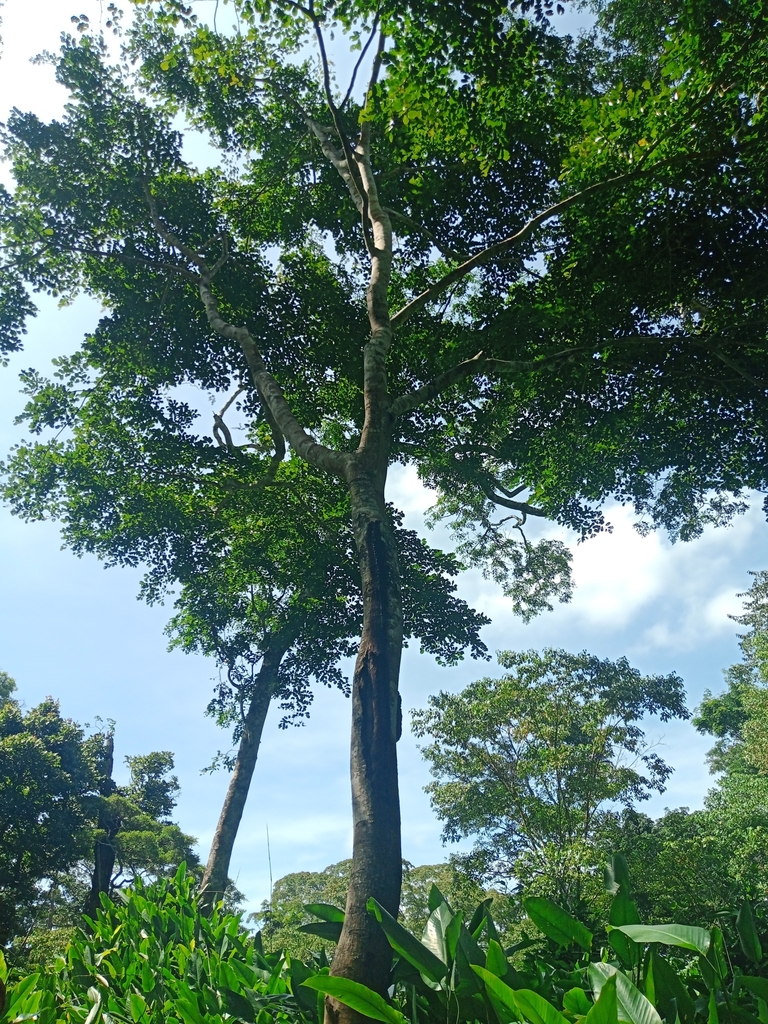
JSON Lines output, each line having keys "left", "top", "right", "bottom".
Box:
{"left": 524, "top": 897, "right": 593, "bottom": 951}
{"left": 587, "top": 975, "right": 618, "bottom": 1024}
{"left": 421, "top": 902, "right": 454, "bottom": 966}
{"left": 128, "top": 993, "right": 147, "bottom": 1023}
{"left": 604, "top": 855, "right": 632, "bottom": 897}
{"left": 741, "top": 979, "right": 768, "bottom": 1004}
{"left": 608, "top": 924, "right": 710, "bottom": 956}
{"left": 471, "top": 968, "right": 519, "bottom": 1018}
{"left": 646, "top": 950, "right": 696, "bottom": 1024}
{"left": 367, "top": 898, "right": 446, "bottom": 983}
{"left": 304, "top": 903, "right": 345, "bottom": 923}
{"left": 298, "top": 921, "right": 343, "bottom": 942}
{"left": 474, "top": 970, "right": 570, "bottom": 1024}
{"left": 516, "top": 989, "right": 572, "bottom": 1024}
{"left": 737, "top": 903, "right": 762, "bottom": 964}
{"left": 301, "top": 976, "right": 406, "bottom": 1024}
{"left": 589, "top": 965, "right": 662, "bottom": 1024}
{"left": 564, "top": 989, "right": 593, "bottom": 1015}
{"left": 708, "top": 990, "right": 718, "bottom": 1024}
{"left": 486, "top": 939, "right": 509, "bottom": 978}
{"left": 428, "top": 884, "right": 449, "bottom": 914}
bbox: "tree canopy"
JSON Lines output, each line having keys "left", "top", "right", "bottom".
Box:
{"left": 412, "top": 648, "right": 688, "bottom": 910}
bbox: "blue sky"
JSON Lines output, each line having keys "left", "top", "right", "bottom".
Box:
{"left": 1, "top": 0, "right": 766, "bottom": 915}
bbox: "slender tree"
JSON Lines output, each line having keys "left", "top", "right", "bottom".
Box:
{"left": 1, "top": 0, "right": 766, "bottom": 1001}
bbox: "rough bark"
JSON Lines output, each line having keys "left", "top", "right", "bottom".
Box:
{"left": 327, "top": 469, "right": 403, "bottom": 1017}
{"left": 198, "top": 650, "right": 283, "bottom": 915}
{"left": 84, "top": 733, "right": 116, "bottom": 920}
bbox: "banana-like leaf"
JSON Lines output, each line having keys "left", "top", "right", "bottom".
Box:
{"left": 739, "top": 977, "right": 768, "bottom": 1003}
{"left": 586, "top": 974, "right": 618, "bottom": 1024}
{"left": 486, "top": 939, "right": 509, "bottom": 978}
{"left": 473, "top": 968, "right": 569, "bottom": 1024}
{"left": 298, "top": 921, "right": 343, "bottom": 943}
{"left": 422, "top": 902, "right": 455, "bottom": 966}
{"left": 524, "top": 897, "right": 593, "bottom": 952}
{"left": 564, "top": 988, "right": 593, "bottom": 1015}
{"left": 646, "top": 950, "right": 696, "bottom": 1024}
{"left": 304, "top": 903, "right": 345, "bottom": 923}
{"left": 609, "top": 925, "right": 710, "bottom": 956}
{"left": 515, "top": 989, "right": 573, "bottom": 1024}
{"left": 301, "top": 976, "right": 406, "bottom": 1024}
{"left": 367, "top": 898, "right": 447, "bottom": 983}
{"left": 737, "top": 904, "right": 763, "bottom": 965}
{"left": 590, "top": 964, "right": 662, "bottom": 1024}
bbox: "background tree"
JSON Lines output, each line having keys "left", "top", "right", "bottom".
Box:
{"left": 412, "top": 648, "right": 688, "bottom": 912}
{"left": 0, "top": 683, "right": 94, "bottom": 947}
{"left": 253, "top": 857, "right": 508, "bottom": 959}
{"left": 0, "top": 676, "right": 196, "bottom": 957}
{"left": 1, "top": 0, "right": 766, "bottom": 999}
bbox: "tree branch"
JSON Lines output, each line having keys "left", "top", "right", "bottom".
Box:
{"left": 198, "top": 272, "right": 347, "bottom": 476}
{"left": 143, "top": 182, "right": 344, "bottom": 477}
{"left": 341, "top": 16, "right": 380, "bottom": 110}
{"left": 389, "top": 153, "right": 724, "bottom": 330}
{"left": 391, "top": 351, "right": 487, "bottom": 416}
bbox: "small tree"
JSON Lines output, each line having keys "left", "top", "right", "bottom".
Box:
{"left": 412, "top": 648, "right": 688, "bottom": 911}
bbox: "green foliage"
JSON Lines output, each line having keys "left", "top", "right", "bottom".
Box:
{"left": 0, "top": 867, "right": 316, "bottom": 1024}
{"left": 0, "top": 680, "right": 196, "bottom": 958}
{"left": 411, "top": 649, "right": 688, "bottom": 909}
{"left": 0, "top": 693, "right": 95, "bottom": 945}
{"left": 8, "top": 857, "right": 768, "bottom": 1024}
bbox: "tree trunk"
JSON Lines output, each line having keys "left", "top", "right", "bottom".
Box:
{"left": 327, "top": 469, "right": 403, "bottom": 1021}
{"left": 85, "top": 733, "right": 116, "bottom": 920}
{"left": 199, "top": 650, "right": 282, "bottom": 914}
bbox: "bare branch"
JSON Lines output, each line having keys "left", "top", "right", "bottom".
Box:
{"left": 478, "top": 478, "right": 547, "bottom": 518}
{"left": 144, "top": 183, "right": 206, "bottom": 270}
{"left": 363, "top": 28, "right": 386, "bottom": 104}
{"left": 308, "top": 10, "right": 375, "bottom": 255}
{"left": 198, "top": 271, "right": 347, "bottom": 477}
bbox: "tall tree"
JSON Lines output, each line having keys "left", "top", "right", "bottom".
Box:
{"left": 1, "top": 0, "right": 766, "bottom": 1000}
{"left": 3, "top": 373, "right": 487, "bottom": 911}
{"left": 412, "top": 649, "right": 688, "bottom": 911}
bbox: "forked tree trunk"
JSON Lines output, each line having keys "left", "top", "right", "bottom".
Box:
{"left": 326, "top": 471, "right": 403, "bottom": 1021}
{"left": 199, "top": 649, "right": 283, "bottom": 914}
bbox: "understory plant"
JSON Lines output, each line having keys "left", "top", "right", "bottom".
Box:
{"left": 5, "top": 858, "right": 768, "bottom": 1024}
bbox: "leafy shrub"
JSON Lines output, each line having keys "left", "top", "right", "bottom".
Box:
{"left": 5, "top": 857, "right": 768, "bottom": 1024}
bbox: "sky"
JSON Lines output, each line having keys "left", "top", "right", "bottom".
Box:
{"left": 1, "top": 0, "right": 766, "bottom": 915}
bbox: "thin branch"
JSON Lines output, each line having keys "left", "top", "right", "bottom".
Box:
{"left": 363, "top": 28, "right": 386, "bottom": 104}
{"left": 341, "top": 15, "right": 380, "bottom": 109}
{"left": 384, "top": 207, "right": 468, "bottom": 260}
{"left": 213, "top": 386, "right": 244, "bottom": 452}
{"left": 197, "top": 271, "right": 346, "bottom": 477}
{"left": 308, "top": 9, "right": 375, "bottom": 254}
{"left": 707, "top": 346, "right": 766, "bottom": 392}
